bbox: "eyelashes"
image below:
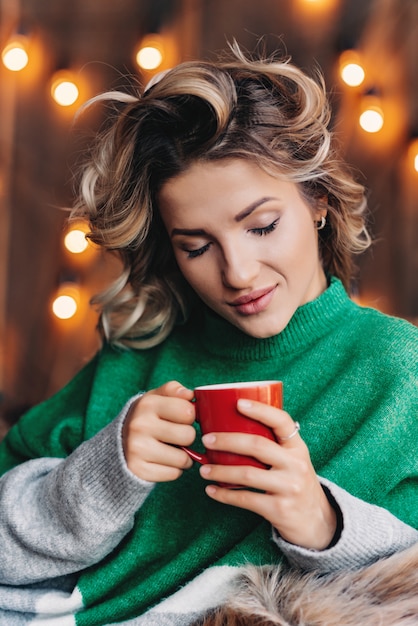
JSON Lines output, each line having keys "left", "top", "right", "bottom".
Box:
{"left": 186, "top": 243, "right": 211, "bottom": 259}
{"left": 249, "top": 218, "right": 279, "bottom": 237}
{"left": 183, "top": 218, "right": 280, "bottom": 259}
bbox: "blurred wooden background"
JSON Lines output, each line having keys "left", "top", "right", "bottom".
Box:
{"left": 1, "top": 0, "right": 417, "bottom": 434}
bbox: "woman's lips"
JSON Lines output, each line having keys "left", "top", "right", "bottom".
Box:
{"left": 228, "top": 286, "right": 277, "bottom": 315}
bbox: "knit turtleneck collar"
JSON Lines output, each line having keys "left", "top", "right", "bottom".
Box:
{"left": 198, "top": 277, "right": 355, "bottom": 361}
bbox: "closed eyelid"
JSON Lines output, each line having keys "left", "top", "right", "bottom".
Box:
{"left": 187, "top": 243, "right": 211, "bottom": 258}
{"left": 171, "top": 232, "right": 212, "bottom": 258}
{"left": 247, "top": 216, "right": 280, "bottom": 232}
{"left": 175, "top": 235, "right": 210, "bottom": 250}
{"left": 171, "top": 230, "right": 212, "bottom": 252}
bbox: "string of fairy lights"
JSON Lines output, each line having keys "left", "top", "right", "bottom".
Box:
{"left": 2, "top": 0, "right": 418, "bottom": 324}
{"left": 52, "top": 223, "right": 91, "bottom": 320}
{"left": 1, "top": 28, "right": 172, "bottom": 321}
{"left": 1, "top": 32, "right": 166, "bottom": 105}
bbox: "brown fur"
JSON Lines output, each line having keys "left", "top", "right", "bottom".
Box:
{"left": 197, "top": 543, "right": 418, "bottom": 626}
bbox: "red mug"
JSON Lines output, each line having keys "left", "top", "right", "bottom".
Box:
{"left": 182, "top": 380, "right": 283, "bottom": 469}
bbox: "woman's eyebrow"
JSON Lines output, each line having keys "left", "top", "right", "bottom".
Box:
{"left": 171, "top": 227, "right": 208, "bottom": 237}
{"left": 234, "top": 196, "right": 279, "bottom": 222}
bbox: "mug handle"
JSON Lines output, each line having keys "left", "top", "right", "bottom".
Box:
{"left": 181, "top": 446, "right": 209, "bottom": 465}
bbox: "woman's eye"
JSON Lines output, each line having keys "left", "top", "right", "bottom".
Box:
{"left": 250, "top": 219, "right": 279, "bottom": 236}
{"left": 185, "top": 242, "right": 211, "bottom": 258}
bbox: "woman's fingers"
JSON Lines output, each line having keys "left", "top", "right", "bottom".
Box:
{"left": 199, "top": 463, "right": 298, "bottom": 526}
{"left": 199, "top": 425, "right": 337, "bottom": 550}
{"left": 203, "top": 481, "right": 270, "bottom": 515}
{"left": 200, "top": 430, "right": 307, "bottom": 470}
{"left": 152, "top": 380, "right": 195, "bottom": 401}
{"left": 136, "top": 382, "right": 195, "bottom": 425}
{"left": 127, "top": 437, "right": 194, "bottom": 482}
{"left": 237, "top": 399, "right": 302, "bottom": 447}
{"left": 199, "top": 450, "right": 308, "bottom": 494}
{"left": 132, "top": 416, "right": 197, "bottom": 447}
{"left": 196, "top": 400, "right": 338, "bottom": 550}
{"left": 200, "top": 462, "right": 273, "bottom": 493}
{"left": 201, "top": 472, "right": 336, "bottom": 550}
{"left": 122, "top": 380, "right": 196, "bottom": 481}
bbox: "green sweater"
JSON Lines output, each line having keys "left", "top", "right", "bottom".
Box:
{"left": 0, "top": 277, "right": 417, "bottom": 625}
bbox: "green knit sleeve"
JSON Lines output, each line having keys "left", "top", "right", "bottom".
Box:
{"left": 0, "top": 353, "right": 100, "bottom": 476}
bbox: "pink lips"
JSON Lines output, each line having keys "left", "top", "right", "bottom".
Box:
{"left": 229, "top": 286, "right": 277, "bottom": 315}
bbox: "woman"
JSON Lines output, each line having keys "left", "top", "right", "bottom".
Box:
{"left": 0, "top": 46, "right": 416, "bottom": 625}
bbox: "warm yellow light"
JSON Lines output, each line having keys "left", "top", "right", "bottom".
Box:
{"left": 359, "top": 106, "right": 384, "bottom": 133}
{"left": 136, "top": 45, "right": 163, "bottom": 70}
{"left": 52, "top": 294, "right": 78, "bottom": 319}
{"left": 341, "top": 62, "right": 365, "bottom": 87}
{"left": 407, "top": 138, "right": 418, "bottom": 173}
{"left": 135, "top": 34, "right": 165, "bottom": 71}
{"left": 64, "top": 229, "right": 89, "bottom": 254}
{"left": 338, "top": 50, "right": 365, "bottom": 88}
{"left": 296, "top": 0, "right": 338, "bottom": 10}
{"left": 2, "top": 40, "right": 29, "bottom": 71}
{"left": 51, "top": 77, "right": 79, "bottom": 106}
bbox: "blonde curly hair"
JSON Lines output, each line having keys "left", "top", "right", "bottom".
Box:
{"left": 71, "top": 45, "right": 370, "bottom": 349}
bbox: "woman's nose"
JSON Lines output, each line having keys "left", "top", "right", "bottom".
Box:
{"left": 221, "top": 245, "right": 259, "bottom": 289}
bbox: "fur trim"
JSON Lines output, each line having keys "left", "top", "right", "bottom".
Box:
{"left": 198, "top": 543, "right": 418, "bottom": 626}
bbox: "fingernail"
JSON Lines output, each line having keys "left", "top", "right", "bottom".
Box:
{"left": 200, "top": 465, "right": 211, "bottom": 477}
{"left": 237, "top": 398, "right": 253, "bottom": 409}
{"left": 206, "top": 485, "right": 217, "bottom": 497}
{"left": 202, "top": 434, "right": 216, "bottom": 445}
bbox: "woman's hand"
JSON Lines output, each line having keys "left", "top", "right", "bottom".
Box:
{"left": 122, "top": 381, "right": 196, "bottom": 483}
{"left": 198, "top": 398, "right": 337, "bottom": 551}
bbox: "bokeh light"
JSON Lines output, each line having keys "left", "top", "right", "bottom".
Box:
{"left": 51, "top": 78, "right": 79, "bottom": 106}
{"left": 2, "top": 39, "right": 29, "bottom": 71}
{"left": 359, "top": 106, "right": 384, "bottom": 133}
{"left": 52, "top": 294, "right": 78, "bottom": 319}
{"left": 136, "top": 45, "right": 163, "bottom": 70}
{"left": 64, "top": 228, "right": 89, "bottom": 254}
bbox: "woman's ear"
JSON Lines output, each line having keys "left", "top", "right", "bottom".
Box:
{"left": 314, "top": 198, "right": 328, "bottom": 230}
{"left": 313, "top": 198, "right": 328, "bottom": 230}
{"left": 315, "top": 195, "right": 328, "bottom": 217}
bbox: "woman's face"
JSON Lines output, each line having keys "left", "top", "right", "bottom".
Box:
{"left": 158, "top": 159, "right": 327, "bottom": 338}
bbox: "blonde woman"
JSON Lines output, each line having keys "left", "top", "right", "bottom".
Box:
{"left": 0, "top": 46, "right": 416, "bottom": 625}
